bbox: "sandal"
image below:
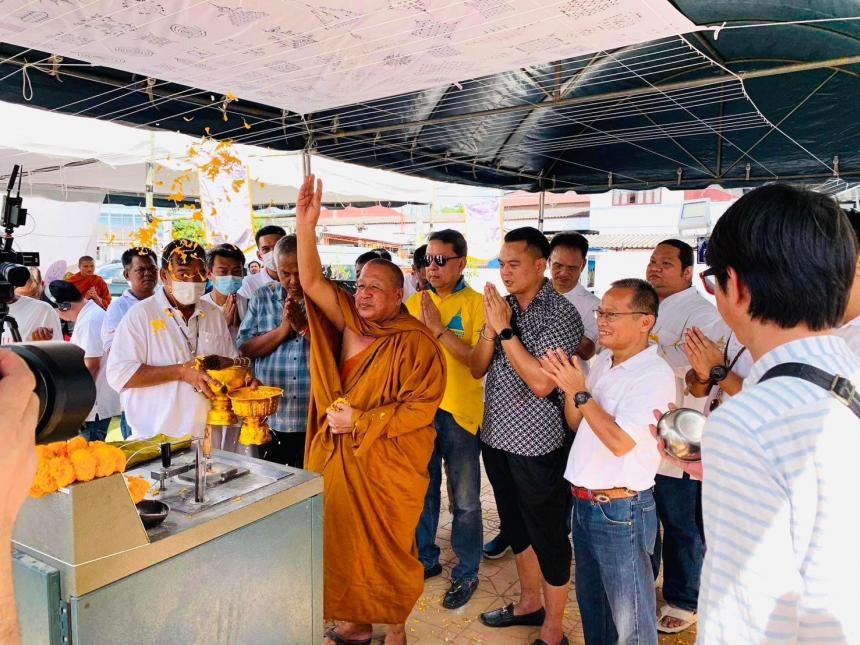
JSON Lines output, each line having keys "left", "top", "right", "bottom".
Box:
{"left": 657, "top": 604, "right": 697, "bottom": 634}
{"left": 324, "top": 627, "right": 373, "bottom": 645}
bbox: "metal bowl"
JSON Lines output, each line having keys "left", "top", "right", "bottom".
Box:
{"left": 136, "top": 499, "right": 170, "bottom": 529}
{"left": 656, "top": 408, "right": 706, "bottom": 462}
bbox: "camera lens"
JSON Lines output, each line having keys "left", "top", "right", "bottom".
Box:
{"left": 5, "top": 342, "right": 96, "bottom": 443}
{"left": 0, "top": 262, "right": 31, "bottom": 287}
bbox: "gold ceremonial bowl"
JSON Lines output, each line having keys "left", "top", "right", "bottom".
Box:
{"left": 229, "top": 386, "right": 284, "bottom": 446}
{"left": 205, "top": 365, "right": 251, "bottom": 426}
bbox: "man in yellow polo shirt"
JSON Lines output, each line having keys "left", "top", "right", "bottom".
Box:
{"left": 406, "top": 229, "right": 485, "bottom": 610}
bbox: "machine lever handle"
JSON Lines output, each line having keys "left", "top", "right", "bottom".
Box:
{"left": 160, "top": 442, "right": 171, "bottom": 468}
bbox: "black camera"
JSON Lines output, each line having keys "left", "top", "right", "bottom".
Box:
{"left": 0, "top": 165, "right": 95, "bottom": 442}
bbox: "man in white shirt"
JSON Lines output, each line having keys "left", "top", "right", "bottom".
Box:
{"left": 646, "top": 238, "right": 721, "bottom": 632}
{"left": 836, "top": 208, "right": 860, "bottom": 354}
{"left": 696, "top": 183, "right": 860, "bottom": 643}
{"left": 101, "top": 247, "right": 159, "bottom": 353}
{"left": 49, "top": 280, "right": 120, "bottom": 441}
{"left": 1, "top": 293, "right": 62, "bottom": 343}
{"left": 542, "top": 278, "right": 675, "bottom": 645}
{"left": 201, "top": 243, "right": 248, "bottom": 342}
{"left": 237, "top": 225, "right": 285, "bottom": 299}
{"left": 550, "top": 232, "right": 599, "bottom": 359}
{"left": 106, "top": 240, "right": 238, "bottom": 440}
{"left": 401, "top": 244, "right": 428, "bottom": 303}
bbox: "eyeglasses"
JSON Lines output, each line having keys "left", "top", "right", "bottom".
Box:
{"left": 699, "top": 267, "right": 724, "bottom": 296}
{"left": 592, "top": 308, "right": 651, "bottom": 321}
{"left": 421, "top": 254, "right": 464, "bottom": 268}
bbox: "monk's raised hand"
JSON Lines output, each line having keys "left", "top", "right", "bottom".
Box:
{"left": 295, "top": 174, "right": 323, "bottom": 229}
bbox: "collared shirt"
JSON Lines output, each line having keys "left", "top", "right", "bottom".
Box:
{"left": 405, "top": 277, "right": 485, "bottom": 434}
{"left": 835, "top": 314, "right": 860, "bottom": 355}
{"left": 237, "top": 269, "right": 275, "bottom": 300}
{"left": 1, "top": 296, "right": 62, "bottom": 343}
{"left": 699, "top": 335, "right": 860, "bottom": 644}
{"left": 101, "top": 288, "right": 145, "bottom": 352}
{"left": 482, "top": 280, "right": 583, "bottom": 456}
{"left": 71, "top": 300, "right": 121, "bottom": 422}
{"left": 566, "top": 345, "right": 676, "bottom": 490}
{"left": 651, "top": 286, "right": 723, "bottom": 478}
{"left": 560, "top": 283, "right": 600, "bottom": 344}
{"left": 105, "top": 289, "right": 238, "bottom": 440}
{"left": 200, "top": 291, "right": 248, "bottom": 343}
{"left": 237, "top": 283, "right": 310, "bottom": 434}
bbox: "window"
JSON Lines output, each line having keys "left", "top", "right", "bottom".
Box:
{"left": 612, "top": 189, "right": 662, "bottom": 206}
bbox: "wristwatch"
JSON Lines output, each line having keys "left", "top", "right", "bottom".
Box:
{"left": 709, "top": 364, "right": 729, "bottom": 383}
{"left": 574, "top": 391, "right": 592, "bottom": 408}
{"left": 498, "top": 328, "right": 516, "bottom": 342}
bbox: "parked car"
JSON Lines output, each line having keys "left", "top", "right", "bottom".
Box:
{"left": 96, "top": 263, "right": 129, "bottom": 297}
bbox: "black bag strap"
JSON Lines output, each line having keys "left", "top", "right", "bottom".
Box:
{"left": 759, "top": 362, "right": 860, "bottom": 420}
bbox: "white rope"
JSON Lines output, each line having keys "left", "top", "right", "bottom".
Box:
{"left": 706, "top": 16, "right": 860, "bottom": 33}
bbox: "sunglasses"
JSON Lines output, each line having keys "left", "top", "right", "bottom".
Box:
{"left": 421, "top": 254, "right": 464, "bottom": 268}
{"left": 699, "top": 267, "right": 724, "bottom": 296}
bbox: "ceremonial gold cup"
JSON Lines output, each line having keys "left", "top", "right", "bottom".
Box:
{"left": 229, "top": 386, "right": 284, "bottom": 446}
{"left": 205, "top": 365, "right": 251, "bottom": 426}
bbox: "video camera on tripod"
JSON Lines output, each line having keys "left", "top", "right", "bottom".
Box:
{"left": 0, "top": 164, "right": 96, "bottom": 443}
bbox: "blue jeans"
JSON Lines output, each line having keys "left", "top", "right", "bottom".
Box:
{"left": 81, "top": 415, "right": 112, "bottom": 442}
{"left": 572, "top": 490, "right": 658, "bottom": 645}
{"left": 119, "top": 412, "right": 132, "bottom": 440}
{"left": 416, "top": 410, "right": 482, "bottom": 582}
{"left": 651, "top": 474, "right": 704, "bottom": 612}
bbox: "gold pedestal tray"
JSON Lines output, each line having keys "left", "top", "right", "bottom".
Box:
{"left": 205, "top": 365, "right": 251, "bottom": 426}
{"left": 229, "top": 386, "right": 284, "bottom": 446}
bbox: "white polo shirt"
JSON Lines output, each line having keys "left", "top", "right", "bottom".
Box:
{"left": 565, "top": 345, "right": 677, "bottom": 491}
{"left": 835, "top": 315, "right": 860, "bottom": 355}
{"left": 200, "top": 291, "right": 247, "bottom": 344}
{"left": 1, "top": 296, "right": 63, "bottom": 343}
{"left": 106, "top": 289, "right": 238, "bottom": 440}
{"left": 237, "top": 269, "right": 275, "bottom": 300}
{"left": 101, "top": 288, "right": 146, "bottom": 352}
{"left": 70, "top": 300, "right": 121, "bottom": 422}
{"left": 560, "top": 283, "right": 600, "bottom": 344}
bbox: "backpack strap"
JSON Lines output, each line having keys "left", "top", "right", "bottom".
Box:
{"left": 759, "top": 362, "right": 860, "bottom": 419}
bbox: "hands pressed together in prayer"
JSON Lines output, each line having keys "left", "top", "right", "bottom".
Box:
{"left": 419, "top": 292, "right": 444, "bottom": 336}
{"left": 281, "top": 296, "right": 308, "bottom": 336}
{"left": 222, "top": 294, "right": 239, "bottom": 329}
{"left": 683, "top": 326, "right": 722, "bottom": 381}
{"left": 482, "top": 283, "right": 511, "bottom": 334}
{"left": 540, "top": 347, "right": 586, "bottom": 395}
{"left": 85, "top": 287, "right": 104, "bottom": 308}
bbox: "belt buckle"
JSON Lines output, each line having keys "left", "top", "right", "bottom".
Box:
{"left": 594, "top": 492, "right": 611, "bottom": 503}
{"left": 830, "top": 374, "right": 856, "bottom": 406}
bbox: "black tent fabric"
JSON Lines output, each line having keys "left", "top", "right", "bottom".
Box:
{"left": 1, "top": 1, "right": 859, "bottom": 193}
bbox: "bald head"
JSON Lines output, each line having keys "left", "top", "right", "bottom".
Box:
{"left": 354, "top": 259, "right": 404, "bottom": 322}
{"left": 363, "top": 258, "right": 404, "bottom": 289}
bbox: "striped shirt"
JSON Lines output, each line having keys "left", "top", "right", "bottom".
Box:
{"left": 699, "top": 335, "right": 860, "bottom": 644}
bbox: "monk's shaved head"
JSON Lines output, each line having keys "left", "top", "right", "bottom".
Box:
{"left": 363, "top": 258, "right": 404, "bottom": 290}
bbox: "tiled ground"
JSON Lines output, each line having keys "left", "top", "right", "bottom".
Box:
{"left": 371, "top": 467, "right": 698, "bottom": 644}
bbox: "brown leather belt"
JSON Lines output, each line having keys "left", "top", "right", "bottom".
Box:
{"left": 571, "top": 485, "right": 638, "bottom": 503}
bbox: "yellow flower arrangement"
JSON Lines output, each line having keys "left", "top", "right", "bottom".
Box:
{"left": 29, "top": 439, "right": 129, "bottom": 499}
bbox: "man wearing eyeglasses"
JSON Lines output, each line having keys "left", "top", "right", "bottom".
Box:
{"left": 542, "top": 278, "right": 676, "bottom": 645}
{"left": 405, "top": 230, "right": 485, "bottom": 610}
{"left": 106, "top": 240, "right": 238, "bottom": 440}
{"left": 646, "top": 239, "right": 722, "bottom": 634}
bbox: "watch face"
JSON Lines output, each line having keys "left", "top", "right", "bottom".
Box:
{"left": 499, "top": 328, "right": 514, "bottom": 341}
{"left": 574, "top": 391, "right": 591, "bottom": 407}
{"left": 709, "top": 365, "right": 729, "bottom": 382}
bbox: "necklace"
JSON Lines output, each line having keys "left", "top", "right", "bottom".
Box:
{"left": 168, "top": 309, "right": 199, "bottom": 358}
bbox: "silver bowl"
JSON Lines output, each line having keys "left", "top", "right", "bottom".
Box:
{"left": 657, "top": 408, "right": 706, "bottom": 462}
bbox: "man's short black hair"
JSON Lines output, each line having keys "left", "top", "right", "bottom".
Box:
{"left": 161, "top": 239, "right": 206, "bottom": 269}
{"left": 254, "top": 225, "right": 286, "bottom": 246}
{"left": 707, "top": 183, "right": 856, "bottom": 331}
{"left": 845, "top": 208, "right": 860, "bottom": 242}
{"left": 428, "top": 229, "right": 468, "bottom": 258}
{"left": 610, "top": 278, "right": 659, "bottom": 318}
{"left": 656, "top": 239, "right": 694, "bottom": 270}
{"left": 550, "top": 232, "right": 589, "bottom": 259}
{"left": 248, "top": 260, "right": 261, "bottom": 268}
{"left": 412, "top": 244, "right": 428, "bottom": 268}
{"left": 356, "top": 249, "right": 392, "bottom": 268}
{"left": 48, "top": 280, "right": 83, "bottom": 304}
{"left": 206, "top": 243, "right": 245, "bottom": 271}
{"left": 504, "top": 226, "right": 551, "bottom": 259}
{"left": 121, "top": 246, "right": 157, "bottom": 270}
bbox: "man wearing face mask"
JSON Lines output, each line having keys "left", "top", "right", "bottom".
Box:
{"left": 201, "top": 243, "right": 248, "bottom": 343}
{"left": 106, "top": 239, "right": 239, "bottom": 440}
{"left": 238, "top": 235, "right": 311, "bottom": 468}
{"left": 238, "top": 225, "right": 285, "bottom": 299}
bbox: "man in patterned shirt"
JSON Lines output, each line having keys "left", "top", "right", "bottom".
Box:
{"left": 473, "top": 227, "right": 583, "bottom": 645}
{"left": 238, "top": 235, "right": 310, "bottom": 468}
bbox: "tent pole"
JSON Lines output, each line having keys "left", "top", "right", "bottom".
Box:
{"left": 538, "top": 191, "right": 546, "bottom": 233}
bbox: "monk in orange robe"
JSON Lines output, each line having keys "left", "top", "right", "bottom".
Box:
{"left": 296, "top": 175, "right": 445, "bottom": 645}
{"left": 65, "top": 255, "right": 111, "bottom": 307}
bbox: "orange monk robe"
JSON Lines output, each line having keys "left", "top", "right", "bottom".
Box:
{"left": 65, "top": 272, "right": 112, "bottom": 306}
{"left": 304, "top": 287, "right": 446, "bottom": 625}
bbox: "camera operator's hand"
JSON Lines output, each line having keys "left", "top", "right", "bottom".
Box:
{"left": 30, "top": 327, "right": 53, "bottom": 341}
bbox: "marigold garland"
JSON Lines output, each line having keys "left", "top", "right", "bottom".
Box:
{"left": 29, "top": 438, "right": 136, "bottom": 500}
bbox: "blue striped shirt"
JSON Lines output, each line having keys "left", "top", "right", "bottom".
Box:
{"left": 237, "top": 283, "right": 311, "bottom": 434}
{"left": 699, "top": 335, "right": 860, "bottom": 644}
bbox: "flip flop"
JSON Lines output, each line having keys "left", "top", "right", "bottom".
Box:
{"left": 657, "top": 604, "right": 698, "bottom": 634}
{"left": 324, "top": 627, "right": 373, "bottom": 645}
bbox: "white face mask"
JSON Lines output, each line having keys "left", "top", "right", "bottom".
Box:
{"left": 171, "top": 280, "right": 206, "bottom": 306}
{"left": 261, "top": 251, "right": 276, "bottom": 272}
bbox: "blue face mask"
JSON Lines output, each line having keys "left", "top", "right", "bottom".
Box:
{"left": 213, "top": 275, "right": 243, "bottom": 296}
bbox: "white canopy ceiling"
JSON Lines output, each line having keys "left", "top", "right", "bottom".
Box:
{"left": 0, "top": 0, "right": 697, "bottom": 113}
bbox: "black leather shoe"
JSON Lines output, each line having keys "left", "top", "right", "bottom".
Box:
{"left": 479, "top": 603, "right": 546, "bottom": 628}
{"left": 482, "top": 533, "right": 512, "bottom": 559}
{"left": 423, "top": 563, "right": 443, "bottom": 580}
{"left": 442, "top": 578, "right": 478, "bottom": 609}
{"left": 532, "top": 637, "right": 569, "bottom": 645}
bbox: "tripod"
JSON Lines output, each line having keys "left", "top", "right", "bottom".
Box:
{"left": 0, "top": 300, "right": 22, "bottom": 343}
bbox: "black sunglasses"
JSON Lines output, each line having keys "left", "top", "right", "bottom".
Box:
{"left": 421, "top": 254, "right": 464, "bottom": 268}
